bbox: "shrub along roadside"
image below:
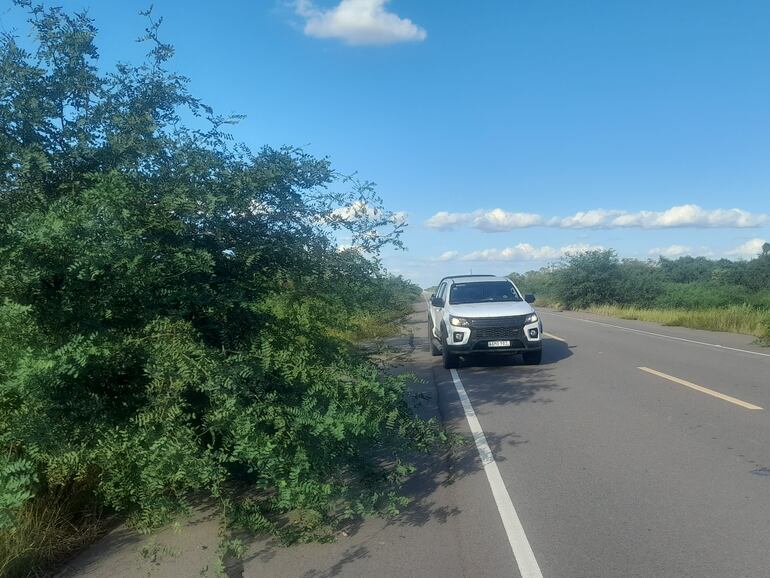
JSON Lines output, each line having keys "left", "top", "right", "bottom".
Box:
{"left": 510, "top": 249, "right": 770, "bottom": 342}
{"left": 584, "top": 304, "right": 770, "bottom": 341}
{"left": 0, "top": 4, "right": 442, "bottom": 575}
{"left": 0, "top": 479, "right": 106, "bottom": 577}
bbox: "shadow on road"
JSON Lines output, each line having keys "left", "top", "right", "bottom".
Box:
{"left": 239, "top": 307, "right": 573, "bottom": 576}
{"left": 298, "top": 545, "right": 370, "bottom": 578}
{"left": 454, "top": 339, "right": 574, "bottom": 370}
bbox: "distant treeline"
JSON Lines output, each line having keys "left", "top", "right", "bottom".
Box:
{"left": 509, "top": 248, "right": 770, "bottom": 339}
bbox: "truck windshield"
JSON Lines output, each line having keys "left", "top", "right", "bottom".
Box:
{"left": 449, "top": 281, "right": 522, "bottom": 304}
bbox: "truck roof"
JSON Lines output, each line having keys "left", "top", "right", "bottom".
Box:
{"left": 438, "top": 274, "right": 506, "bottom": 284}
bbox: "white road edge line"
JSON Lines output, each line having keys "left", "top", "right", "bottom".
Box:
{"left": 543, "top": 332, "right": 566, "bottom": 343}
{"left": 449, "top": 369, "right": 544, "bottom": 578}
{"left": 541, "top": 311, "right": 770, "bottom": 358}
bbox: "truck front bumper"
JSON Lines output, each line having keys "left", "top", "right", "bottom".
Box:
{"left": 444, "top": 316, "right": 542, "bottom": 355}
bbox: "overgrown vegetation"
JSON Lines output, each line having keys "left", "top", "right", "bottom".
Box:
{"left": 0, "top": 3, "right": 437, "bottom": 575}
{"left": 510, "top": 247, "right": 770, "bottom": 341}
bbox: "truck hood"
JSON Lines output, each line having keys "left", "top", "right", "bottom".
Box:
{"left": 449, "top": 301, "right": 535, "bottom": 318}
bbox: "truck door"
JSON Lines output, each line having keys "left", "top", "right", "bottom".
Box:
{"left": 430, "top": 282, "right": 447, "bottom": 337}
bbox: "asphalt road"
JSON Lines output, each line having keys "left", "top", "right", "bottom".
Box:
{"left": 429, "top": 301, "right": 770, "bottom": 578}
{"left": 62, "top": 300, "right": 770, "bottom": 577}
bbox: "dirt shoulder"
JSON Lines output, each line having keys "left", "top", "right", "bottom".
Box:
{"left": 56, "top": 302, "right": 465, "bottom": 578}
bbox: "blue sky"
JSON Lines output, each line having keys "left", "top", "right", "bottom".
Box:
{"left": 3, "top": 0, "right": 769, "bottom": 286}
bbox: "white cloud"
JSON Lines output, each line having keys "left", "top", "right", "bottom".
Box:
{"left": 560, "top": 243, "right": 605, "bottom": 255}
{"left": 424, "top": 211, "right": 474, "bottom": 230}
{"left": 429, "top": 238, "right": 768, "bottom": 269}
{"left": 425, "top": 205, "right": 770, "bottom": 232}
{"left": 328, "top": 201, "right": 406, "bottom": 225}
{"left": 434, "top": 250, "right": 459, "bottom": 262}
{"left": 644, "top": 240, "right": 770, "bottom": 259}
{"left": 601, "top": 205, "right": 769, "bottom": 229}
{"left": 725, "top": 238, "right": 768, "bottom": 259}
{"left": 296, "top": 0, "right": 426, "bottom": 45}
{"left": 392, "top": 210, "right": 408, "bottom": 225}
{"left": 453, "top": 243, "right": 604, "bottom": 262}
{"left": 425, "top": 209, "right": 543, "bottom": 231}
{"left": 548, "top": 209, "right": 622, "bottom": 229}
{"left": 329, "top": 200, "right": 371, "bottom": 221}
{"left": 648, "top": 245, "right": 694, "bottom": 258}
{"left": 472, "top": 209, "right": 544, "bottom": 232}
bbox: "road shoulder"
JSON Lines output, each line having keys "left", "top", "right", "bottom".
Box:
{"left": 58, "top": 302, "right": 510, "bottom": 578}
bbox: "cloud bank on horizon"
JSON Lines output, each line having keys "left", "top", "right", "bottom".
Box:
{"left": 648, "top": 239, "right": 768, "bottom": 259}
{"left": 432, "top": 238, "right": 768, "bottom": 264}
{"left": 425, "top": 205, "right": 770, "bottom": 232}
{"left": 456, "top": 243, "right": 605, "bottom": 262}
{"left": 295, "top": 0, "right": 426, "bottom": 45}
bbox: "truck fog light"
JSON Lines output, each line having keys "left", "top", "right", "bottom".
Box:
{"left": 529, "top": 328, "right": 539, "bottom": 338}
{"left": 453, "top": 332, "right": 463, "bottom": 342}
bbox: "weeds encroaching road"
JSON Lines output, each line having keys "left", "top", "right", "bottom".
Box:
{"left": 0, "top": 3, "right": 445, "bottom": 575}
{"left": 511, "top": 249, "right": 770, "bottom": 342}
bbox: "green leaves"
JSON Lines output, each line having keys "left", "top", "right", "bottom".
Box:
{"left": 516, "top": 250, "right": 770, "bottom": 313}
{"left": 0, "top": 0, "right": 440, "bottom": 553}
{"left": 0, "top": 458, "right": 37, "bottom": 531}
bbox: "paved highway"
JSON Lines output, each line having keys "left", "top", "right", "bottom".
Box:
{"left": 429, "top": 300, "right": 770, "bottom": 578}
{"left": 63, "top": 299, "right": 770, "bottom": 577}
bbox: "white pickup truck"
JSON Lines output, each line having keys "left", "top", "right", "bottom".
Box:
{"left": 428, "top": 275, "right": 543, "bottom": 369}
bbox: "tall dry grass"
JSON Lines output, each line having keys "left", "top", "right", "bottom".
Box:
{"left": 584, "top": 304, "right": 770, "bottom": 341}
{"left": 0, "top": 484, "right": 108, "bottom": 578}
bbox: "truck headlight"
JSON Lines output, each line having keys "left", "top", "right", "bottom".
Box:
{"left": 449, "top": 316, "right": 470, "bottom": 327}
{"left": 525, "top": 313, "right": 539, "bottom": 324}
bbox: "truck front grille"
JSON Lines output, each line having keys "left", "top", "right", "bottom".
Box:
{"left": 469, "top": 315, "right": 529, "bottom": 329}
{"left": 472, "top": 326, "right": 521, "bottom": 340}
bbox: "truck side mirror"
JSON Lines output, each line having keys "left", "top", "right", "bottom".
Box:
{"left": 524, "top": 294, "right": 536, "bottom": 304}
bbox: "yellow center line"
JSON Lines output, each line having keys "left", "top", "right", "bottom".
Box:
{"left": 638, "top": 367, "right": 763, "bottom": 411}
{"left": 544, "top": 332, "right": 566, "bottom": 342}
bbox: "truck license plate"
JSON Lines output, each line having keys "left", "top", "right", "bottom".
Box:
{"left": 488, "top": 340, "right": 511, "bottom": 348}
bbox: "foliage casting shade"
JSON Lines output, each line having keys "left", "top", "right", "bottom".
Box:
{"left": 0, "top": 0, "right": 441, "bottom": 556}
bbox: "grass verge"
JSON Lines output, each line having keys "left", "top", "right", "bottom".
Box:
{"left": 583, "top": 304, "right": 770, "bottom": 342}
{"left": 0, "top": 483, "right": 109, "bottom": 577}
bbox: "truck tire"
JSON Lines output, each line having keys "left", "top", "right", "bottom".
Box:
{"left": 523, "top": 349, "right": 542, "bottom": 365}
{"left": 442, "top": 327, "right": 459, "bottom": 369}
{"left": 428, "top": 318, "right": 441, "bottom": 356}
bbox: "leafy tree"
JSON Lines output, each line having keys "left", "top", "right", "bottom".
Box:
{"left": 658, "top": 256, "right": 717, "bottom": 284}
{"left": 550, "top": 250, "right": 624, "bottom": 308}
{"left": 508, "top": 267, "right": 556, "bottom": 301}
{"left": 0, "top": 0, "right": 442, "bottom": 556}
{"left": 512, "top": 251, "right": 770, "bottom": 312}
{"left": 742, "top": 252, "right": 770, "bottom": 292}
{"left": 614, "top": 259, "right": 664, "bottom": 306}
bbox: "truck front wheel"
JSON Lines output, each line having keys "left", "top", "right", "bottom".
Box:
{"left": 428, "top": 318, "right": 441, "bottom": 356}
{"left": 442, "top": 327, "right": 459, "bottom": 369}
{"left": 523, "top": 350, "right": 542, "bottom": 365}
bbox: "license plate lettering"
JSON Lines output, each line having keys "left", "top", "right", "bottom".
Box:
{"left": 488, "top": 340, "right": 511, "bottom": 348}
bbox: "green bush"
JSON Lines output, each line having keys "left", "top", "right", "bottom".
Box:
{"left": 550, "top": 250, "right": 625, "bottom": 308}
{"left": 615, "top": 259, "right": 665, "bottom": 306}
{"left": 0, "top": 3, "right": 442, "bottom": 572}
{"left": 511, "top": 246, "right": 770, "bottom": 341}
{"left": 653, "top": 282, "right": 747, "bottom": 309}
